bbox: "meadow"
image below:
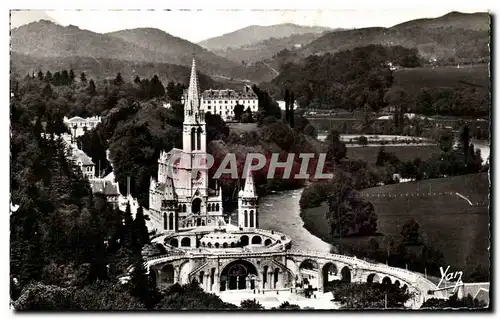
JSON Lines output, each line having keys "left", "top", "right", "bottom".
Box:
{"left": 393, "top": 64, "right": 490, "bottom": 95}
{"left": 301, "top": 173, "right": 490, "bottom": 278}
{"left": 346, "top": 145, "right": 442, "bottom": 164}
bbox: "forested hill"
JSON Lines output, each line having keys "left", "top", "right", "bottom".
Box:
{"left": 198, "top": 23, "right": 332, "bottom": 51}
{"left": 269, "top": 44, "right": 489, "bottom": 117}
{"left": 10, "top": 20, "right": 275, "bottom": 83}
{"left": 267, "top": 11, "right": 490, "bottom": 72}
{"left": 10, "top": 52, "right": 220, "bottom": 90}
{"left": 271, "top": 45, "right": 416, "bottom": 111}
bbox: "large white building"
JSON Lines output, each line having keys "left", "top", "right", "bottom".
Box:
{"left": 191, "top": 86, "right": 259, "bottom": 121}
{"left": 149, "top": 58, "right": 258, "bottom": 232}
{"left": 63, "top": 115, "right": 101, "bottom": 137}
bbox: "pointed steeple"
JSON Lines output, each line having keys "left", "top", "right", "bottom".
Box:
{"left": 185, "top": 57, "right": 200, "bottom": 118}
{"left": 242, "top": 171, "right": 256, "bottom": 198}
{"left": 164, "top": 177, "right": 177, "bottom": 201}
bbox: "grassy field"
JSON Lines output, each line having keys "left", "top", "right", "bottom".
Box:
{"left": 394, "top": 64, "right": 490, "bottom": 95}
{"left": 228, "top": 122, "right": 258, "bottom": 133}
{"left": 360, "top": 173, "right": 490, "bottom": 271}
{"left": 301, "top": 173, "right": 490, "bottom": 274}
{"left": 346, "top": 145, "right": 442, "bottom": 164}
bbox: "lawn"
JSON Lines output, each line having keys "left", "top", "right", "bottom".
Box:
{"left": 346, "top": 145, "right": 442, "bottom": 164}
{"left": 393, "top": 65, "right": 490, "bottom": 96}
{"left": 301, "top": 173, "right": 490, "bottom": 276}
{"left": 228, "top": 122, "right": 258, "bottom": 133}
{"left": 361, "top": 173, "right": 490, "bottom": 271}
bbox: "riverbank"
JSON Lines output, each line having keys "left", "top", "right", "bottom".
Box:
{"left": 299, "top": 173, "right": 490, "bottom": 280}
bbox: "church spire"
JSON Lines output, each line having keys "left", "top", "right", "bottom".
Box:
{"left": 242, "top": 171, "right": 256, "bottom": 198}
{"left": 186, "top": 57, "right": 200, "bottom": 116}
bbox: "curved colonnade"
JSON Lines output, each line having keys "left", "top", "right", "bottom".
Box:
{"left": 143, "top": 228, "right": 446, "bottom": 309}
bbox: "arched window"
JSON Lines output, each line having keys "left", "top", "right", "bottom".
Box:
{"left": 215, "top": 204, "right": 219, "bottom": 212}
{"left": 191, "top": 128, "right": 196, "bottom": 151}
{"left": 249, "top": 210, "right": 254, "bottom": 228}
{"left": 244, "top": 210, "right": 248, "bottom": 227}
{"left": 169, "top": 213, "right": 174, "bottom": 230}
{"left": 163, "top": 213, "right": 168, "bottom": 230}
{"left": 207, "top": 204, "right": 211, "bottom": 212}
{"left": 182, "top": 204, "right": 187, "bottom": 212}
{"left": 197, "top": 128, "right": 202, "bottom": 150}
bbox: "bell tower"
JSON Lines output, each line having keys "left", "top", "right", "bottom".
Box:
{"left": 238, "top": 172, "right": 258, "bottom": 229}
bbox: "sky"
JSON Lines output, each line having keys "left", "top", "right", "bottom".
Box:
{"left": 12, "top": 4, "right": 489, "bottom": 43}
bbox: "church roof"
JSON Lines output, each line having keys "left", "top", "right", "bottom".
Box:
{"left": 91, "top": 179, "right": 121, "bottom": 196}
{"left": 201, "top": 87, "right": 257, "bottom": 100}
{"left": 242, "top": 171, "right": 256, "bottom": 198}
{"left": 72, "top": 149, "right": 94, "bottom": 166}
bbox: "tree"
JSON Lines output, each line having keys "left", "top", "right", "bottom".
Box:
{"left": 326, "top": 130, "right": 347, "bottom": 163}
{"left": 69, "top": 69, "right": 75, "bottom": 83}
{"left": 127, "top": 257, "right": 161, "bottom": 309}
{"left": 134, "top": 206, "right": 149, "bottom": 246}
{"left": 134, "top": 76, "right": 141, "bottom": 85}
{"left": 80, "top": 72, "right": 87, "bottom": 83}
{"left": 438, "top": 131, "right": 454, "bottom": 152}
{"left": 401, "top": 219, "right": 420, "bottom": 246}
{"left": 61, "top": 70, "right": 70, "bottom": 85}
{"left": 459, "top": 125, "right": 470, "bottom": 161}
{"left": 42, "top": 83, "right": 53, "bottom": 99}
{"left": 114, "top": 73, "right": 124, "bottom": 86}
{"left": 241, "top": 107, "right": 253, "bottom": 123}
{"left": 240, "top": 299, "right": 264, "bottom": 309}
{"left": 233, "top": 103, "right": 244, "bottom": 121}
{"left": 149, "top": 75, "right": 165, "bottom": 98}
{"left": 358, "top": 135, "right": 368, "bottom": 146}
{"left": 45, "top": 71, "right": 53, "bottom": 82}
{"left": 37, "top": 70, "right": 44, "bottom": 81}
{"left": 87, "top": 79, "right": 96, "bottom": 96}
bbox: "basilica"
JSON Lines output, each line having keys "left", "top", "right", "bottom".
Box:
{"left": 148, "top": 58, "right": 258, "bottom": 233}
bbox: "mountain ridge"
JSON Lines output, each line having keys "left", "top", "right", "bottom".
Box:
{"left": 198, "top": 23, "right": 333, "bottom": 51}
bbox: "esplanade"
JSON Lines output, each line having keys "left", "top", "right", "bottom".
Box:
{"left": 139, "top": 223, "right": 448, "bottom": 309}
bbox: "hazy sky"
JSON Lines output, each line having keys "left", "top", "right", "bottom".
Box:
{"left": 17, "top": 6, "right": 490, "bottom": 43}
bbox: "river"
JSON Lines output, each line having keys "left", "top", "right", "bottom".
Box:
{"left": 257, "top": 188, "right": 333, "bottom": 253}
{"left": 317, "top": 133, "right": 490, "bottom": 164}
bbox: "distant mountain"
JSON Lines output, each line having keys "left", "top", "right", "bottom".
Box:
{"left": 107, "top": 28, "right": 241, "bottom": 77}
{"left": 10, "top": 10, "right": 59, "bottom": 29}
{"left": 301, "top": 12, "right": 490, "bottom": 63}
{"left": 265, "top": 12, "right": 490, "bottom": 73}
{"left": 198, "top": 23, "right": 332, "bottom": 51}
{"left": 10, "top": 52, "right": 220, "bottom": 90}
{"left": 212, "top": 32, "right": 330, "bottom": 64}
{"left": 10, "top": 21, "right": 275, "bottom": 83}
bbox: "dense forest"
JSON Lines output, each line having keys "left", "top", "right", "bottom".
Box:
{"left": 270, "top": 45, "right": 489, "bottom": 117}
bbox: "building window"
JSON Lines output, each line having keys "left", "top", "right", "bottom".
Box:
{"left": 191, "top": 128, "right": 196, "bottom": 151}
{"left": 197, "top": 128, "right": 202, "bottom": 150}
{"left": 208, "top": 105, "right": 211, "bottom": 110}
{"left": 225, "top": 101, "right": 228, "bottom": 104}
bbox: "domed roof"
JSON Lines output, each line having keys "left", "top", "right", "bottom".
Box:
{"left": 200, "top": 229, "right": 240, "bottom": 248}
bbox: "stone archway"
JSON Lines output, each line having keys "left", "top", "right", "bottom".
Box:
{"left": 367, "top": 273, "right": 380, "bottom": 283}
{"left": 251, "top": 235, "right": 262, "bottom": 245}
{"left": 322, "top": 262, "right": 339, "bottom": 288}
{"left": 161, "top": 264, "right": 175, "bottom": 285}
{"left": 340, "top": 266, "right": 351, "bottom": 283}
{"left": 170, "top": 238, "right": 179, "bottom": 247}
{"left": 382, "top": 276, "right": 392, "bottom": 285}
{"left": 220, "top": 260, "right": 258, "bottom": 291}
{"left": 181, "top": 237, "right": 191, "bottom": 247}
{"left": 192, "top": 198, "right": 202, "bottom": 215}
{"left": 240, "top": 235, "right": 249, "bottom": 246}
{"left": 298, "top": 259, "right": 319, "bottom": 288}
{"left": 264, "top": 239, "right": 272, "bottom": 246}
{"left": 394, "top": 280, "right": 401, "bottom": 288}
